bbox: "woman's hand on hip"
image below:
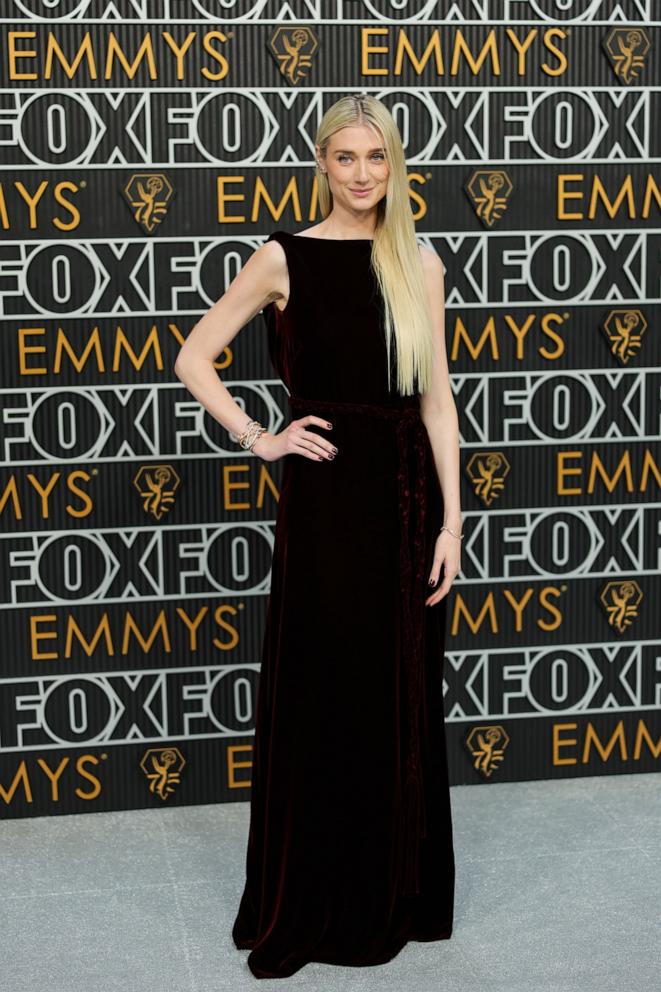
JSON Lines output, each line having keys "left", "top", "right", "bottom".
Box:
{"left": 251, "top": 414, "right": 338, "bottom": 463}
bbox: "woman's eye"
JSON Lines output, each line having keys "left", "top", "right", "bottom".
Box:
{"left": 337, "top": 153, "right": 384, "bottom": 163}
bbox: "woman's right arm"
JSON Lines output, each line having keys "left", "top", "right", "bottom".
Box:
{"left": 173, "top": 240, "right": 335, "bottom": 463}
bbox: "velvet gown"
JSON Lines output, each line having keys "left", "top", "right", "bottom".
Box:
{"left": 231, "top": 230, "right": 455, "bottom": 979}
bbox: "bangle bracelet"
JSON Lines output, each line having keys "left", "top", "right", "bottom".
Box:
{"left": 246, "top": 430, "right": 265, "bottom": 452}
{"left": 237, "top": 419, "right": 266, "bottom": 451}
{"left": 440, "top": 525, "right": 464, "bottom": 540}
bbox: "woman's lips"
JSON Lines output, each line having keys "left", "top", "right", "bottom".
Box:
{"left": 349, "top": 188, "right": 374, "bottom": 197}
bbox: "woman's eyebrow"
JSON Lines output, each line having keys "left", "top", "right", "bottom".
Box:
{"left": 333, "top": 147, "right": 385, "bottom": 154}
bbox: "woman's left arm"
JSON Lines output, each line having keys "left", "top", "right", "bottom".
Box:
{"left": 418, "top": 246, "right": 462, "bottom": 606}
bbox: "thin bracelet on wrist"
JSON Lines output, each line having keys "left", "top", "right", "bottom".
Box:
{"left": 440, "top": 525, "right": 464, "bottom": 540}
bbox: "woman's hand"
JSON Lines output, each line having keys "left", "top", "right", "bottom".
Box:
{"left": 425, "top": 529, "right": 461, "bottom": 606}
{"left": 251, "top": 414, "right": 338, "bottom": 463}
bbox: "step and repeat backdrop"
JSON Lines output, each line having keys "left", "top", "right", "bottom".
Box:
{"left": 0, "top": 0, "right": 659, "bottom": 818}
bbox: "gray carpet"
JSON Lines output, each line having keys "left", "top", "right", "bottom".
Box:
{"left": 2, "top": 771, "right": 659, "bottom": 991}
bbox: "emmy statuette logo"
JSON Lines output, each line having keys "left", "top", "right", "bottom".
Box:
{"left": 602, "top": 28, "right": 651, "bottom": 84}
{"left": 122, "top": 173, "right": 175, "bottom": 233}
{"left": 465, "top": 726, "right": 510, "bottom": 778}
{"left": 601, "top": 309, "right": 647, "bottom": 365}
{"left": 466, "top": 452, "right": 511, "bottom": 507}
{"left": 465, "top": 170, "right": 514, "bottom": 228}
{"left": 599, "top": 580, "right": 643, "bottom": 633}
{"left": 268, "top": 27, "right": 319, "bottom": 84}
{"left": 140, "top": 747, "right": 186, "bottom": 800}
{"left": 133, "top": 465, "right": 182, "bottom": 520}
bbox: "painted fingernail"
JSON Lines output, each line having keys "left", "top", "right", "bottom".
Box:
{"left": 429, "top": 578, "right": 436, "bottom": 586}
{"left": 327, "top": 422, "right": 332, "bottom": 428}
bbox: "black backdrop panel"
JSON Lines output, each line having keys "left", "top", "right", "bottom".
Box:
{"left": 0, "top": 0, "right": 659, "bottom": 817}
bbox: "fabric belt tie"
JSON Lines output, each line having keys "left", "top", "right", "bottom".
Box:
{"left": 287, "top": 394, "right": 429, "bottom": 897}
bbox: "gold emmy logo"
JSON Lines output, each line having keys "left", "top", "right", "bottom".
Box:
{"left": 465, "top": 170, "right": 513, "bottom": 227}
{"left": 122, "top": 173, "right": 174, "bottom": 233}
{"left": 140, "top": 747, "right": 185, "bottom": 800}
{"left": 133, "top": 464, "right": 181, "bottom": 520}
{"left": 602, "top": 309, "right": 647, "bottom": 365}
{"left": 603, "top": 28, "right": 651, "bottom": 84}
{"left": 466, "top": 451, "right": 510, "bottom": 507}
{"left": 466, "top": 725, "right": 510, "bottom": 778}
{"left": 268, "top": 26, "right": 318, "bottom": 84}
{"left": 599, "top": 580, "right": 643, "bottom": 633}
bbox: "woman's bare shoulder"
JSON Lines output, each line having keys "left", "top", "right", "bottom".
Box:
{"left": 419, "top": 242, "right": 447, "bottom": 277}
{"left": 248, "top": 238, "right": 289, "bottom": 308}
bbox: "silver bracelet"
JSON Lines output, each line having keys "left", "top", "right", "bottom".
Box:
{"left": 237, "top": 419, "right": 266, "bottom": 451}
{"left": 440, "top": 525, "right": 464, "bottom": 540}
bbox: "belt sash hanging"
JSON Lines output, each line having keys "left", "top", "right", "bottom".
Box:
{"left": 287, "top": 394, "right": 429, "bottom": 897}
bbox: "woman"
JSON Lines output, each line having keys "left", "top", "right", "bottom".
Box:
{"left": 174, "top": 92, "right": 462, "bottom": 979}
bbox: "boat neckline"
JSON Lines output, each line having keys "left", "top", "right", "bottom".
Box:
{"left": 280, "top": 231, "right": 375, "bottom": 242}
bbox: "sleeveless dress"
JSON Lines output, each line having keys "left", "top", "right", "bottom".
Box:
{"left": 231, "top": 230, "right": 455, "bottom": 979}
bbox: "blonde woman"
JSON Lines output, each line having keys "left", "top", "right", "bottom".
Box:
{"left": 174, "top": 92, "right": 461, "bottom": 979}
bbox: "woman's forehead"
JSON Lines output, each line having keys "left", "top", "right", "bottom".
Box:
{"left": 327, "top": 124, "right": 385, "bottom": 151}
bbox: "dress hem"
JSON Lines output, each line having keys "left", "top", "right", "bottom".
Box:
{"left": 234, "top": 925, "right": 453, "bottom": 979}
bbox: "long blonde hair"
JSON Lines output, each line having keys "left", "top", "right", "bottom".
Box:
{"left": 315, "top": 93, "right": 435, "bottom": 396}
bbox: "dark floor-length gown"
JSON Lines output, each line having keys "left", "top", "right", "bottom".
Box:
{"left": 231, "top": 230, "right": 455, "bottom": 978}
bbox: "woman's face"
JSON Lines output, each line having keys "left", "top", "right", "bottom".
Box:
{"left": 316, "top": 124, "right": 389, "bottom": 214}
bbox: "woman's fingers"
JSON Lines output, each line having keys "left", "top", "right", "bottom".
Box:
{"left": 426, "top": 573, "right": 454, "bottom": 605}
{"left": 290, "top": 415, "right": 338, "bottom": 461}
{"left": 426, "top": 561, "right": 444, "bottom": 605}
{"left": 291, "top": 434, "right": 336, "bottom": 460}
{"left": 426, "top": 556, "right": 459, "bottom": 605}
{"left": 301, "top": 414, "right": 334, "bottom": 430}
{"left": 428, "top": 550, "right": 444, "bottom": 589}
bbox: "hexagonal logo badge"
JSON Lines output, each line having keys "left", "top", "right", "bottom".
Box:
{"left": 133, "top": 464, "right": 181, "bottom": 520}
{"left": 602, "top": 28, "right": 651, "bottom": 84}
{"left": 599, "top": 580, "right": 643, "bottom": 634}
{"left": 140, "top": 747, "right": 186, "bottom": 800}
{"left": 122, "top": 173, "right": 174, "bottom": 234}
{"left": 466, "top": 451, "right": 511, "bottom": 507}
{"left": 268, "top": 26, "right": 319, "bottom": 85}
{"left": 465, "top": 169, "right": 513, "bottom": 227}
{"left": 465, "top": 725, "right": 510, "bottom": 778}
{"left": 601, "top": 308, "right": 647, "bottom": 365}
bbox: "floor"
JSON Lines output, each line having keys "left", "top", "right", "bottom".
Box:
{"left": 2, "top": 771, "right": 659, "bottom": 992}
